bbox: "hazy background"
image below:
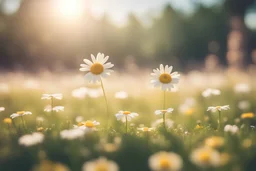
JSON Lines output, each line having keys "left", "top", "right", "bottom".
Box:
{"left": 1, "top": 0, "right": 256, "bottom": 72}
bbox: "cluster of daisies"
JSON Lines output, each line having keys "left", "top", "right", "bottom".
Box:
{"left": 1, "top": 53, "right": 256, "bottom": 171}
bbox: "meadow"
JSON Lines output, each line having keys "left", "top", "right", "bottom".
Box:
{"left": 0, "top": 56, "right": 256, "bottom": 171}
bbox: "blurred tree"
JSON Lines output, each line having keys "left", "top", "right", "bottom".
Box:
{"left": 224, "top": 0, "right": 256, "bottom": 70}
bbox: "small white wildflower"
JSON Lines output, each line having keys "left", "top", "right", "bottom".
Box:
{"left": 44, "top": 105, "right": 64, "bottom": 112}
{"left": 224, "top": 125, "right": 239, "bottom": 134}
{"left": 60, "top": 129, "right": 85, "bottom": 140}
{"left": 87, "top": 88, "right": 103, "bottom": 98}
{"left": 72, "top": 87, "right": 88, "bottom": 99}
{"left": 19, "top": 132, "right": 44, "bottom": 146}
{"left": 115, "top": 111, "right": 138, "bottom": 122}
{"left": 238, "top": 101, "right": 250, "bottom": 110}
{"left": 202, "top": 88, "right": 221, "bottom": 97}
{"left": 207, "top": 105, "right": 230, "bottom": 112}
{"left": 41, "top": 93, "right": 63, "bottom": 100}
{"left": 0, "top": 107, "right": 5, "bottom": 112}
{"left": 10, "top": 111, "right": 32, "bottom": 119}
{"left": 114, "top": 91, "right": 128, "bottom": 99}
{"left": 155, "top": 108, "right": 174, "bottom": 115}
{"left": 76, "top": 116, "right": 84, "bottom": 123}
{"left": 234, "top": 83, "right": 251, "bottom": 93}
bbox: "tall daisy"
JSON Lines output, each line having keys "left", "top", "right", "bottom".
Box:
{"left": 80, "top": 53, "right": 114, "bottom": 83}
{"left": 150, "top": 64, "right": 180, "bottom": 91}
{"left": 80, "top": 53, "right": 114, "bottom": 126}
{"left": 151, "top": 64, "right": 180, "bottom": 128}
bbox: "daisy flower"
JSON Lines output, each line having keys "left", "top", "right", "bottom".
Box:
{"left": 19, "top": 132, "right": 44, "bottom": 146}
{"left": 115, "top": 111, "right": 138, "bottom": 122}
{"left": 44, "top": 105, "right": 64, "bottom": 112}
{"left": 155, "top": 108, "right": 174, "bottom": 115}
{"left": 41, "top": 93, "right": 63, "bottom": 100}
{"left": 80, "top": 53, "right": 114, "bottom": 83}
{"left": 82, "top": 157, "right": 119, "bottom": 171}
{"left": 202, "top": 88, "right": 221, "bottom": 97}
{"left": 224, "top": 125, "right": 239, "bottom": 134}
{"left": 190, "top": 146, "right": 221, "bottom": 168}
{"left": 149, "top": 151, "right": 183, "bottom": 171}
{"left": 0, "top": 107, "right": 5, "bottom": 112}
{"left": 71, "top": 87, "right": 88, "bottom": 99}
{"left": 234, "top": 83, "right": 251, "bottom": 93}
{"left": 137, "top": 127, "right": 153, "bottom": 132}
{"left": 74, "top": 120, "right": 100, "bottom": 132}
{"left": 10, "top": 111, "right": 32, "bottom": 119}
{"left": 60, "top": 129, "right": 85, "bottom": 140}
{"left": 207, "top": 105, "right": 230, "bottom": 112}
{"left": 150, "top": 64, "right": 180, "bottom": 91}
{"left": 204, "top": 136, "right": 224, "bottom": 148}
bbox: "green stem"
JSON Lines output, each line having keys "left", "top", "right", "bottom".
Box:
{"left": 12, "top": 119, "right": 17, "bottom": 133}
{"left": 163, "top": 90, "right": 166, "bottom": 129}
{"left": 100, "top": 78, "right": 110, "bottom": 127}
{"left": 126, "top": 116, "right": 128, "bottom": 134}
{"left": 21, "top": 116, "right": 26, "bottom": 130}
{"left": 218, "top": 111, "right": 222, "bottom": 131}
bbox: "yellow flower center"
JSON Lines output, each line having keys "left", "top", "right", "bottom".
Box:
{"left": 85, "top": 121, "right": 94, "bottom": 128}
{"left": 159, "top": 73, "right": 172, "bottom": 84}
{"left": 95, "top": 163, "right": 108, "bottom": 171}
{"left": 90, "top": 63, "right": 104, "bottom": 75}
{"left": 3, "top": 118, "right": 12, "bottom": 124}
{"left": 159, "top": 157, "right": 171, "bottom": 169}
{"left": 17, "top": 111, "right": 25, "bottom": 115}
{"left": 77, "top": 122, "right": 84, "bottom": 126}
{"left": 216, "top": 106, "right": 221, "bottom": 110}
{"left": 161, "top": 110, "right": 167, "bottom": 113}
{"left": 123, "top": 111, "right": 131, "bottom": 115}
{"left": 199, "top": 152, "right": 210, "bottom": 163}
{"left": 143, "top": 127, "right": 149, "bottom": 132}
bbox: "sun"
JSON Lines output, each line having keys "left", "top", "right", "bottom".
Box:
{"left": 55, "top": 0, "right": 85, "bottom": 19}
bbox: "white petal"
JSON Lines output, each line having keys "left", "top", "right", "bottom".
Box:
{"left": 91, "top": 54, "right": 96, "bottom": 63}
{"left": 155, "top": 110, "right": 162, "bottom": 115}
{"left": 101, "top": 56, "right": 109, "bottom": 64}
{"left": 167, "top": 108, "right": 174, "bottom": 113}
{"left": 160, "top": 64, "right": 164, "bottom": 72}
{"left": 83, "top": 59, "right": 93, "bottom": 66}
{"left": 104, "top": 62, "right": 114, "bottom": 69}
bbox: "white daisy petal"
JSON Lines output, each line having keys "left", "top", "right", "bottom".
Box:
{"left": 83, "top": 59, "right": 93, "bottom": 66}
{"left": 91, "top": 54, "right": 96, "bottom": 63}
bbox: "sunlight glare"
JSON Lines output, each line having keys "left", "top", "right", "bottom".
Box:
{"left": 55, "top": 0, "right": 85, "bottom": 19}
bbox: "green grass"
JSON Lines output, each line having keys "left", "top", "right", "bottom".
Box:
{"left": 0, "top": 73, "right": 256, "bottom": 171}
